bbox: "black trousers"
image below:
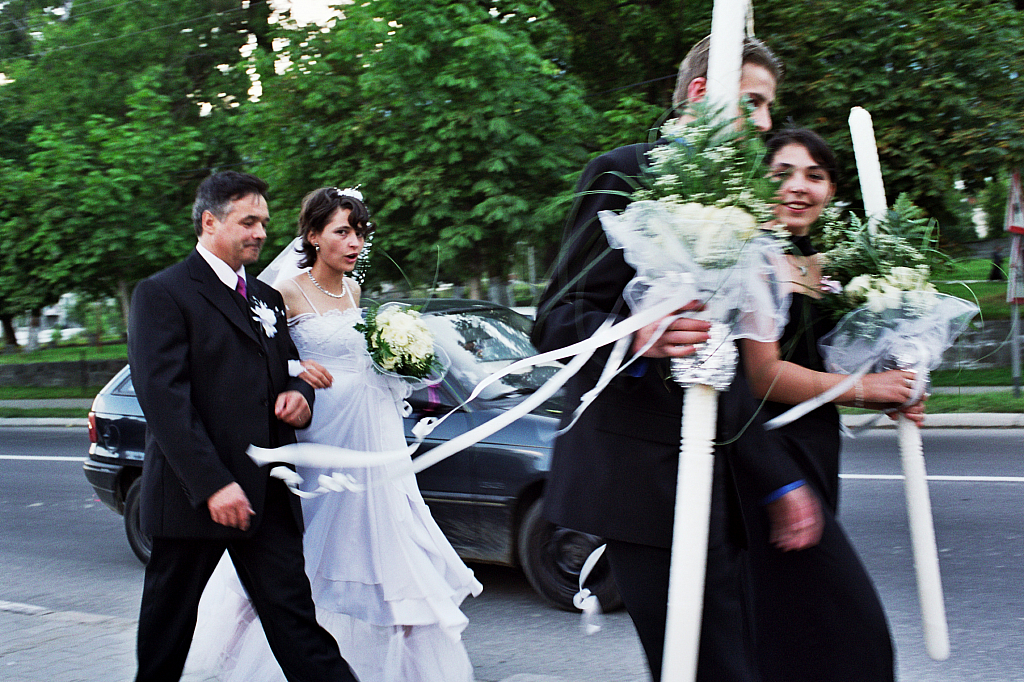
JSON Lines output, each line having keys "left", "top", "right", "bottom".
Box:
{"left": 605, "top": 464, "right": 757, "bottom": 682}
{"left": 135, "top": 480, "right": 357, "bottom": 682}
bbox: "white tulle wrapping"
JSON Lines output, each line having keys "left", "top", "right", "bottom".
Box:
{"left": 599, "top": 202, "right": 789, "bottom": 342}
{"left": 818, "top": 293, "right": 979, "bottom": 375}
{"left": 258, "top": 237, "right": 308, "bottom": 286}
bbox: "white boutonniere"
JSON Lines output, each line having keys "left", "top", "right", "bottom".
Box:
{"left": 251, "top": 298, "right": 280, "bottom": 338}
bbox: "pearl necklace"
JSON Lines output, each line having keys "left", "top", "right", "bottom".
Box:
{"left": 307, "top": 271, "right": 348, "bottom": 299}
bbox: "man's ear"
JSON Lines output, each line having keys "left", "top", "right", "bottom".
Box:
{"left": 687, "top": 77, "right": 707, "bottom": 104}
{"left": 201, "top": 210, "right": 217, "bottom": 237}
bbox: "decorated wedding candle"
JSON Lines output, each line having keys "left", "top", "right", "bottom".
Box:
{"left": 849, "top": 107, "right": 888, "bottom": 230}
{"left": 704, "top": 0, "right": 746, "bottom": 119}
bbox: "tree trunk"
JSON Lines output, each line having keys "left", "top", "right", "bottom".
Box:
{"left": 94, "top": 301, "right": 104, "bottom": 348}
{"left": 466, "top": 275, "right": 481, "bottom": 300}
{"left": 117, "top": 279, "right": 131, "bottom": 341}
{"left": 27, "top": 308, "right": 41, "bottom": 351}
{"left": 1, "top": 314, "right": 18, "bottom": 348}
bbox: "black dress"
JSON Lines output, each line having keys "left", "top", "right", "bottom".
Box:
{"left": 743, "top": 290, "right": 896, "bottom": 682}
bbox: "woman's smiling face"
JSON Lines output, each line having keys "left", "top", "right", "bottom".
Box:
{"left": 770, "top": 143, "right": 836, "bottom": 236}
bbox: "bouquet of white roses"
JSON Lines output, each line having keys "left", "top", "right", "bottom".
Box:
{"left": 355, "top": 302, "right": 445, "bottom": 383}
{"left": 817, "top": 194, "right": 947, "bottom": 320}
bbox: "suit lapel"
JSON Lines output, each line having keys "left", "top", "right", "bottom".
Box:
{"left": 187, "top": 251, "right": 264, "bottom": 347}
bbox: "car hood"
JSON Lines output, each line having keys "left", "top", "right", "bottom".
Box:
{"left": 465, "top": 397, "right": 562, "bottom": 449}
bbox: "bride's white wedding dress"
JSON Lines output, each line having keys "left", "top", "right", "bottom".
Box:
{"left": 188, "top": 286, "right": 482, "bottom": 682}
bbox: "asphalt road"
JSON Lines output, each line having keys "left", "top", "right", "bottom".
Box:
{"left": 2, "top": 426, "right": 1022, "bottom": 681}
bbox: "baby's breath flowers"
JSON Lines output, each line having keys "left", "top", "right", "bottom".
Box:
{"left": 634, "top": 102, "right": 779, "bottom": 226}
{"left": 610, "top": 101, "right": 786, "bottom": 273}
{"left": 817, "top": 193, "right": 948, "bottom": 323}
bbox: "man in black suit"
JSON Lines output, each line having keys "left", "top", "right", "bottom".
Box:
{"left": 531, "top": 37, "right": 822, "bottom": 682}
{"left": 128, "top": 171, "right": 358, "bottom": 682}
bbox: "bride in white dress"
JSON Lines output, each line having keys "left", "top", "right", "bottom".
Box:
{"left": 188, "top": 187, "right": 482, "bottom": 682}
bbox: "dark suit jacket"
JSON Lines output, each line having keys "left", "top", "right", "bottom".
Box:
{"left": 532, "top": 142, "right": 803, "bottom": 549}
{"left": 127, "top": 249, "right": 315, "bottom": 539}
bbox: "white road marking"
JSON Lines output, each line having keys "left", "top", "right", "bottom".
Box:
{"left": 842, "top": 473, "right": 1024, "bottom": 483}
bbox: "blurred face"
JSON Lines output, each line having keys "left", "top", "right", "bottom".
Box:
{"left": 738, "top": 63, "right": 776, "bottom": 132}
{"left": 769, "top": 143, "right": 836, "bottom": 236}
{"left": 685, "top": 62, "right": 777, "bottom": 132}
{"left": 311, "top": 208, "right": 365, "bottom": 274}
{"left": 199, "top": 193, "right": 268, "bottom": 270}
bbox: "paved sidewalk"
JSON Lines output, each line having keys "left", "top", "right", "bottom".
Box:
{"left": 0, "top": 599, "right": 567, "bottom": 682}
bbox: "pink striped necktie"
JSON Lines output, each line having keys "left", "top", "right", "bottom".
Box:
{"left": 236, "top": 274, "right": 247, "bottom": 299}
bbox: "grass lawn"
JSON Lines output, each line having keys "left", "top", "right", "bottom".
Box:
{"left": 0, "top": 385, "right": 107, "bottom": 399}
{"left": 930, "top": 366, "right": 1017, "bottom": 387}
{"left": 0, "top": 407, "right": 88, "bottom": 419}
{"left": 840, "top": 391, "right": 1024, "bottom": 415}
{"left": 0, "top": 343, "right": 127, "bottom": 364}
{"left": 936, "top": 256, "right": 1016, "bottom": 320}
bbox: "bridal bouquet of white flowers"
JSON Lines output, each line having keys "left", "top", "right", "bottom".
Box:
{"left": 355, "top": 302, "right": 446, "bottom": 384}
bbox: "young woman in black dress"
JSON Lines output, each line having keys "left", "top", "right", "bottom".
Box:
{"left": 738, "top": 128, "right": 925, "bottom": 681}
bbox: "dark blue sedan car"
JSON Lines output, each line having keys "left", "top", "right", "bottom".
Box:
{"left": 84, "top": 299, "right": 620, "bottom": 611}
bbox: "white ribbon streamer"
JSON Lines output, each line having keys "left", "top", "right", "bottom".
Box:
{"left": 573, "top": 543, "right": 608, "bottom": 636}
{"left": 247, "top": 292, "right": 699, "bottom": 486}
{"left": 763, "top": 360, "right": 874, "bottom": 431}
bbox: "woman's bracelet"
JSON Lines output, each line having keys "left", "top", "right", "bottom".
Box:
{"left": 854, "top": 378, "right": 865, "bottom": 408}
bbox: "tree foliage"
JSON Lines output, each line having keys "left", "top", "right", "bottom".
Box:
{"left": 757, "top": 0, "right": 1024, "bottom": 232}
{"left": 0, "top": 0, "right": 266, "bottom": 333}
{"left": 1, "top": 0, "right": 1023, "bottom": 330}
{"left": 243, "top": 0, "right": 594, "bottom": 289}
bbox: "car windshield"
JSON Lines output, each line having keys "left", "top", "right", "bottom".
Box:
{"left": 423, "top": 307, "right": 561, "bottom": 401}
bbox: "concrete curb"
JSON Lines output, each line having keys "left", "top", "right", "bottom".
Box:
{"left": 841, "top": 413, "right": 1024, "bottom": 428}
{"left": 0, "top": 418, "right": 90, "bottom": 428}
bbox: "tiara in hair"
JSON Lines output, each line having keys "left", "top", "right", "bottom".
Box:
{"left": 334, "top": 186, "right": 363, "bottom": 201}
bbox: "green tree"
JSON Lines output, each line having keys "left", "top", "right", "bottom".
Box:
{"left": 0, "top": 1, "right": 272, "bottom": 338}
{"left": 758, "top": 0, "right": 1024, "bottom": 233}
{"left": 19, "top": 74, "right": 206, "bottom": 323}
{"left": 243, "top": 0, "right": 595, "bottom": 294}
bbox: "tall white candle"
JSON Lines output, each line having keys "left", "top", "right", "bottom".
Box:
{"left": 662, "top": 384, "right": 718, "bottom": 682}
{"left": 898, "top": 416, "right": 951, "bottom": 660}
{"left": 705, "top": 0, "right": 747, "bottom": 120}
{"left": 849, "top": 104, "right": 950, "bottom": 660}
{"left": 662, "top": 4, "right": 747, "bottom": 681}
{"left": 848, "top": 106, "right": 888, "bottom": 231}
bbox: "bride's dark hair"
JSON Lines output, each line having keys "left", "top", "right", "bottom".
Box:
{"left": 296, "top": 187, "right": 373, "bottom": 268}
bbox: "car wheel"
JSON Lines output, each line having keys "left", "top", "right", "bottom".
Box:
{"left": 517, "top": 498, "right": 622, "bottom": 612}
{"left": 124, "top": 479, "right": 152, "bottom": 564}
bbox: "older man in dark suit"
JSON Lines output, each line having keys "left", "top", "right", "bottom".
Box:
{"left": 128, "top": 171, "right": 357, "bottom": 682}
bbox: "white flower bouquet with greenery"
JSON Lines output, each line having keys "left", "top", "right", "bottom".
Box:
{"left": 815, "top": 195, "right": 977, "bottom": 377}
{"left": 599, "top": 102, "right": 791, "bottom": 386}
{"left": 355, "top": 302, "right": 447, "bottom": 385}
